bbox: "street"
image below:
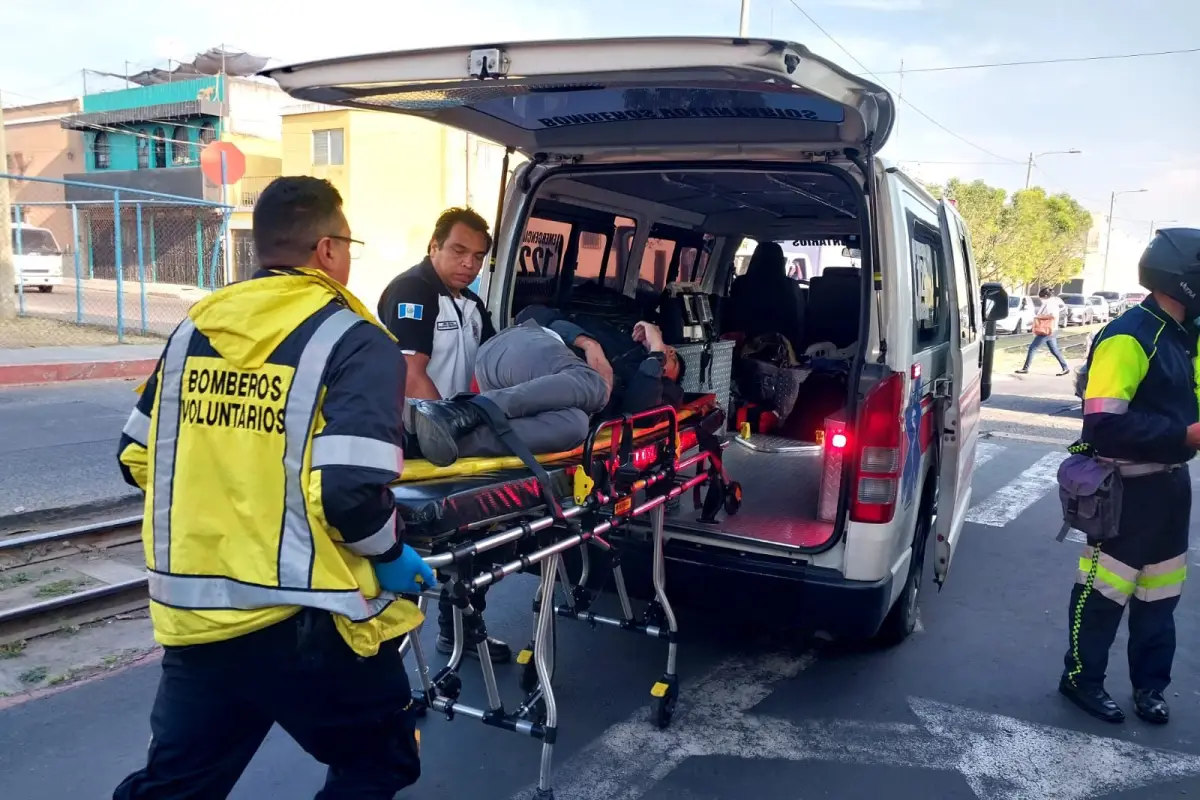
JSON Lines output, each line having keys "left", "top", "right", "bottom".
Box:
{"left": 4, "top": 431, "right": 1200, "bottom": 798}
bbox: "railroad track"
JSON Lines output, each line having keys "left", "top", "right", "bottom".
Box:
{"left": 0, "top": 516, "right": 148, "bottom": 645}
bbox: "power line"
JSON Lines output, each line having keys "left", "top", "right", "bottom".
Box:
{"left": 781, "top": 0, "right": 1023, "bottom": 165}
{"left": 867, "top": 46, "right": 1200, "bottom": 76}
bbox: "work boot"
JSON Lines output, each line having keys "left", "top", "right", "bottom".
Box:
{"left": 1133, "top": 689, "right": 1170, "bottom": 724}
{"left": 1059, "top": 678, "right": 1125, "bottom": 723}
{"left": 410, "top": 399, "right": 485, "bottom": 467}
{"left": 436, "top": 618, "right": 512, "bottom": 664}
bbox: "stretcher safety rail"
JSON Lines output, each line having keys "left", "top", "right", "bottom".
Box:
{"left": 391, "top": 394, "right": 741, "bottom": 800}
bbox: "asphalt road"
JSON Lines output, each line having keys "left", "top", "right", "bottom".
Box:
{"left": 0, "top": 380, "right": 141, "bottom": 522}
{"left": 4, "top": 437, "right": 1200, "bottom": 799}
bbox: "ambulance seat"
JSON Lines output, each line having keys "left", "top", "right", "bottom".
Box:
{"left": 722, "top": 243, "right": 806, "bottom": 353}
{"left": 802, "top": 267, "right": 861, "bottom": 351}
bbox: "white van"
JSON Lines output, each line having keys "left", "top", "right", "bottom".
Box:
{"left": 11, "top": 222, "right": 64, "bottom": 293}
{"left": 267, "top": 36, "right": 1009, "bottom": 645}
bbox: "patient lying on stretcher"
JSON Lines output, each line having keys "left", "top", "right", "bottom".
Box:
{"left": 408, "top": 305, "right": 686, "bottom": 467}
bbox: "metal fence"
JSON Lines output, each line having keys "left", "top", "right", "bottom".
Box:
{"left": 0, "top": 173, "right": 233, "bottom": 347}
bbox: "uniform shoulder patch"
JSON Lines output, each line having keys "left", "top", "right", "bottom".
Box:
{"left": 397, "top": 303, "right": 424, "bottom": 321}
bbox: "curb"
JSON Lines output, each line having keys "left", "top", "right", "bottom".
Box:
{"left": 0, "top": 495, "right": 143, "bottom": 535}
{"left": 0, "top": 358, "right": 157, "bottom": 387}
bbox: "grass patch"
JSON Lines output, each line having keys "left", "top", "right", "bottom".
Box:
{"left": 0, "top": 641, "right": 27, "bottom": 659}
{"left": 18, "top": 666, "right": 48, "bottom": 685}
{"left": 0, "top": 315, "right": 165, "bottom": 348}
{"left": 35, "top": 578, "right": 93, "bottom": 598}
{"left": 0, "top": 572, "right": 32, "bottom": 590}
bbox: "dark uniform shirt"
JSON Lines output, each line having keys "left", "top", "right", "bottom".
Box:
{"left": 1082, "top": 296, "right": 1200, "bottom": 465}
{"left": 377, "top": 258, "right": 495, "bottom": 398}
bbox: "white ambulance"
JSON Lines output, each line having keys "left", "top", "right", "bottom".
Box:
{"left": 267, "top": 36, "right": 1008, "bottom": 645}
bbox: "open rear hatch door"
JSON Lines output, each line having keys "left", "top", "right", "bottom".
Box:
{"left": 262, "top": 37, "right": 894, "bottom": 160}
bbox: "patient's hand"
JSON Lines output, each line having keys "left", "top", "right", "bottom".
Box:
{"left": 633, "top": 321, "right": 664, "bottom": 351}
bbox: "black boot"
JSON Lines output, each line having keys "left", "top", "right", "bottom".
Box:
{"left": 436, "top": 616, "right": 512, "bottom": 664}
{"left": 1133, "top": 689, "right": 1170, "bottom": 724}
{"left": 410, "top": 399, "right": 485, "bottom": 467}
{"left": 1059, "top": 678, "right": 1125, "bottom": 723}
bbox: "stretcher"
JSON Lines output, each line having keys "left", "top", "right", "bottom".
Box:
{"left": 390, "top": 394, "right": 741, "bottom": 800}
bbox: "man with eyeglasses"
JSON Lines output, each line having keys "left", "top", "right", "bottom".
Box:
{"left": 112, "top": 176, "right": 430, "bottom": 798}
{"left": 377, "top": 206, "right": 511, "bottom": 664}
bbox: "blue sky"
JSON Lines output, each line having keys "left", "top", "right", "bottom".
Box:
{"left": 4, "top": 0, "right": 1197, "bottom": 242}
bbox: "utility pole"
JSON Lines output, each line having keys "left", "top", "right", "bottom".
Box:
{"left": 1024, "top": 152, "right": 1034, "bottom": 190}
{"left": 0, "top": 97, "right": 15, "bottom": 321}
{"left": 739, "top": 0, "right": 751, "bottom": 36}
{"left": 1024, "top": 149, "right": 1082, "bottom": 189}
{"left": 1103, "top": 188, "right": 1149, "bottom": 289}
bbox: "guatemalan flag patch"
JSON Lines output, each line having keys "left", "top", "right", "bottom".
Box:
{"left": 397, "top": 303, "right": 424, "bottom": 321}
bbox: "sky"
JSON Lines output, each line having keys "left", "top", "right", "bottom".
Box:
{"left": 3, "top": 0, "right": 1198, "bottom": 248}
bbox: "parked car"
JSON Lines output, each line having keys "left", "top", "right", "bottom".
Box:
{"left": 1122, "top": 291, "right": 1146, "bottom": 309}
{"left": 1091, "top": 290, "right": 1123, "bottom": 318}
{"left": 1061, "top": 293, "right": 1094, "bottom": 326}
{"left": 997, "top": 295, "right": 1036, "bottom": 334}
{"left": 1086, "top": 295, "right": 1110, "bottom": 323}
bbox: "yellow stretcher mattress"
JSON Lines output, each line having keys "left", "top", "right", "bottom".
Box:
{"left": 395, "top": 401, "right": 709, "bottom": 484}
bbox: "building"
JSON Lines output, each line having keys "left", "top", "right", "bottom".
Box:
{"left": 279, "top": 103, "right": 512, "bottom": 308}
{"left": 59, "top": 52, "right": 285, "bottom": 288}
{"left": 3, "top": 98, "right": 84, "bottom": 250}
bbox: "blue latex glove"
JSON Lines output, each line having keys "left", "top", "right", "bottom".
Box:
{"left": 374, "top": 545, "right": 435, "bottom": 595}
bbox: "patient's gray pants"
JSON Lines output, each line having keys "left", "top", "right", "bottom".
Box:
{"left": 456, "top": 320, "right": 610, "bottom": 458}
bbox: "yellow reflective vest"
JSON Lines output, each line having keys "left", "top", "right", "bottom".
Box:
{"left": 118, "top": 267, "right": 422, "bottom": 657}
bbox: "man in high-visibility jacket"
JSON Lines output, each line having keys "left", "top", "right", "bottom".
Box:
{"left": 1063, "top": 227, "right": 1200, "bottom": 726}
{"left": 111, "top": 176, "right": 435, "bottom": 799}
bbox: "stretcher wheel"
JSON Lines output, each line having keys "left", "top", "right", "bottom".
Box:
{"left": 723, "top": 481, "right": 743, "bottom": 516}
{"left": 651, "top": 676, "right": 679, "bottom": 729}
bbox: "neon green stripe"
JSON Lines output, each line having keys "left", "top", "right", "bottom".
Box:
{"left": 1137, "top": 567, "right": 1187, "bottom": 590}
{"left": 1079, "top": 557, "right": 1135, "bottom": 596}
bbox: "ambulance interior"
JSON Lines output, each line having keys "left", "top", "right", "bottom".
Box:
{"left": 505, "top": 166, "right": 870, "bottom": 553}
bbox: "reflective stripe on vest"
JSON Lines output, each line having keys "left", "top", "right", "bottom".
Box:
{"left": 148, "top": 308, "right": 397, "bottom": 622}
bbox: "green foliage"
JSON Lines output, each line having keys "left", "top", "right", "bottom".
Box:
{"left": 924, "top": 178, "right": 1092, "bottom": 290}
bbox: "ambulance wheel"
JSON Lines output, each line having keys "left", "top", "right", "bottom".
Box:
{"left": 652, "top": 677, "right": 679, "bottom": 729}
{"left": 876, "top": 482, "right": 932, "bottom": 647}
{"left": 723, "top": 482, "right": 743, "bottom": 516}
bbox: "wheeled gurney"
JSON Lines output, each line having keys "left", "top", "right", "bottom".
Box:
{"left": 389, "top": 394, "right": 740, "bottom": 800}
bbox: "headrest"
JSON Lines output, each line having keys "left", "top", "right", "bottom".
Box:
{"left": 746, "top": 242, "right": 786, "bottom": 280}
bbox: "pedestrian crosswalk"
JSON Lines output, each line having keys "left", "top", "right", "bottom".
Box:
{"left": 966, "top": 439, "right": 1066, "bottom": 528}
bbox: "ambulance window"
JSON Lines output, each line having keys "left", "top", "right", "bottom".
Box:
{"left": 514, "top": 217, "right": 570, "bottom": 311}
{"left": 638, "top": 238, "right": 676, "bottom": 293}
{"left": 911, "top": 220, "right": 949, "bottom": 350}
{"left": 950, "top": 219, "right": 979, "bottom": 345}
{"left": 678, "top": 235, "right": 715, "bottom": 283}
{"left": 575, "top": 216, "right": 634, "bottom": 290}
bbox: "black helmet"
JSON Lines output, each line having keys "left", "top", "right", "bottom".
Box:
{"left": 1138, "top": 228, "right": 1200, "bottom": 319}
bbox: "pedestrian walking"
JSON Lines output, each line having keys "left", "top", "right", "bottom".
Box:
{"left": 1017, "top": 288, "right": 1071, "bottom": 375}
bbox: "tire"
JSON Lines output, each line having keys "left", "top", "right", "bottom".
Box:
{"left": 37, "top": 286, "right": 52, "bottom": 294}
{"left": 875, "top": 482, "right": 933, "bottom": 647}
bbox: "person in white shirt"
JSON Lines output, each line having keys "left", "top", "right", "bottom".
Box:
{"left": 1017, "top": 288, "right": 1071, "bottom": 375}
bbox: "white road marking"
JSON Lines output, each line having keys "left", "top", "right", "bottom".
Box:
{"left": 973, "top": 441, "right": 1003, "bottom": 469}
{"left": 965, "top": 450, "right": 1067, "bottom": 527}
{"left": 511, "top": 653, "right": 1200, "bottom": 799}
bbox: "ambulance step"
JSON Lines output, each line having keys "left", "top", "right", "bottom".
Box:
{"left": 732, "top": 434, "right": 822, "bottom": 456}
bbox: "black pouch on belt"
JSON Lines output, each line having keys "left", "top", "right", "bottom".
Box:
{"left": 1055, "top": 452, "right": 1123, "bottom": 545}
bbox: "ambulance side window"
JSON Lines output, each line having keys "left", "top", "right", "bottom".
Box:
{"left": 911, "top": 220, "right": 950, "bottom": 351}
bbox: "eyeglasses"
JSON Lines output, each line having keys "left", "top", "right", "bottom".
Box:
{"left": 313, "top": 235, "right": 364, "bottom": 260}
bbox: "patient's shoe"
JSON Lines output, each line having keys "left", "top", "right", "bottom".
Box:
{"left": 411, "top": 399, "right": 485, "bottom": 467}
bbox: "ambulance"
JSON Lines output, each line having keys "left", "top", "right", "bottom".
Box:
{"left": 266, "top": 35, "right": 1009, "bottom": 645}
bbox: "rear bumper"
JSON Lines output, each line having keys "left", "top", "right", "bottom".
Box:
{"left": 583, "top": 535, "right": 894, "bottom": 640}
{"left": 16, "top": 275, "right": 61, "bottom": 287}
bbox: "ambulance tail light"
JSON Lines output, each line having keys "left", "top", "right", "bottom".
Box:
{"left": 849, "top": 371, "right": 904, "bottom": 524}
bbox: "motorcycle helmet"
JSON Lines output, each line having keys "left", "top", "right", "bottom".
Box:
{"left": 1138, "top": 228, "right": 1200, "bottom": 320}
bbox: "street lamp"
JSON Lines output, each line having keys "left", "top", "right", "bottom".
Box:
{"left": 739, "top": 0, "right": 750, "bottom": 36}
{"left": 1103, "top": 188, "right": 1149, "bottom": 289}
{"left": 1024, "top": 149, "right": 1082, "bottom": 189}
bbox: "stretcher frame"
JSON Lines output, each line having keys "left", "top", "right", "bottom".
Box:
{"left": 395, "top": 402, "right": 738, "bottom": 800}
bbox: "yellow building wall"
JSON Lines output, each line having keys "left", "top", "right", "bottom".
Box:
{"left": 217, "top": 131, "right": 282, "bottom": 230}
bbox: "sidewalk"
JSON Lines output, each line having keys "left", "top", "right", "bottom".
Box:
{"left": 0, "top": 344, "right": 161, "bottom": 387}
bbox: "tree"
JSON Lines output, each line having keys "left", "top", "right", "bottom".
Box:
{"left": 924, "top": 177, "right": 1092, "bottom": 291}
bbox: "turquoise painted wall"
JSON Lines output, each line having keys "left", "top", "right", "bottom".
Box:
{"left": 85, "top": 115, "right": 221, "bottom": 172}
{"left": 82, "top": 76, "right": 225, "bottom": 114}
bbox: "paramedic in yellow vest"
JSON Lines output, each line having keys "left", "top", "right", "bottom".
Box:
{"left": 111, "top": 176, "right": 434, "bottom": 800}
